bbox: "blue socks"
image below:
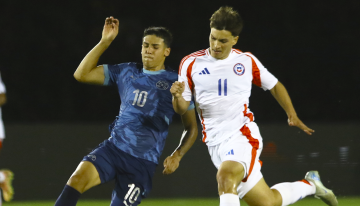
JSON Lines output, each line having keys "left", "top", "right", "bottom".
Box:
{"left": 55, "top": 185, "right": 81, "bottom": 206}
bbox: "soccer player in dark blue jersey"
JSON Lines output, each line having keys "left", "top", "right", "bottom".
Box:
{"left": 55, "top": 16, "right": 198, "bottom": 206}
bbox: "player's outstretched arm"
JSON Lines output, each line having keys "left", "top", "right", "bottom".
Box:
{"left": 170, "top": 81, "right": 190, "bottom": 115}
{"left": 163, "top": 108, "right": 198, "bottom": 174}
{"left": 270, "top": 81, "right": 314, "bottom": 135}
{"left": 74, "top": 16, "right": 119, "bottom": 85}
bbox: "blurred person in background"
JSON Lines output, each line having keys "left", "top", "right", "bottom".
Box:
{"left": 0, "top": 72, "right": 14, "bottom": 204}
{"left": 0, "top": 72, "right": 7, "bottom": 150}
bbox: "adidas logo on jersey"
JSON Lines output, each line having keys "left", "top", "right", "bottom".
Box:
{"left": 226, "top": 149, "right": 234, "bottom": 156}
{"left": 199, "top": 68, "right": 210, "bottom": 75}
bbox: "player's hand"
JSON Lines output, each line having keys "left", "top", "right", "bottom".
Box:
{"left": 101, "top": 16, "right": 119, "bottom": 44}
{"left": 170, "top": 81, "right": 185, "bottom": 98}
{"left": 163, "top": 154, "right": 181, "bottom": 175}
{"left": 288, "top": 115, "right": 314, "bottom": 135}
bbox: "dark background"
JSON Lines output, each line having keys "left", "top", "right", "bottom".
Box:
{"left": 0, "top": 0, "right": 359, "bottom": 201}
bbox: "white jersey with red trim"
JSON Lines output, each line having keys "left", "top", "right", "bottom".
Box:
{"left": 178, "top": 48, "right": 278, "bottom": 146}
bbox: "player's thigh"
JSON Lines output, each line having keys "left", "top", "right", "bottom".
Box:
{"left": 111, "top": 183, "right": 143, "bottom": 206}
{"left": 67, "top": 161, "right": 101, "bottom": 193}
{"left": 217, "top": 160, "right": 245, "bottom": 183}
{"left": 242, "top": 178, "right": 282, "bottom": 206}
{"left": 111, "top": 155, "right": 157, "bottom": 206}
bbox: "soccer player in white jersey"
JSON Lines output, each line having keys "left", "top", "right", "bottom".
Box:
{"left": 171, "top": 6, "right": 337, "bottom": 206}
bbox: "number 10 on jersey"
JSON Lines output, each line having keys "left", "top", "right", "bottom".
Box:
{"left": 218, "top": 79, "right": 227, "bottom": 96}
{"left": 132, "top": 89, "right": 148, "bottom": 107}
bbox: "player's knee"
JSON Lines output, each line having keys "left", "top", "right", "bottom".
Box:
{"left": 217, "top": 163, "right": 244, "bottom": 181}
{"left": 217, "top": 169, "right": 239, "bottom": 190}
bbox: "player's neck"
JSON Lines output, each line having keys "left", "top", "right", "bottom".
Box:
{"left": 209, "top": 50, "right": 231, "bottom": 60}
{"left": 144, "top": 64, "right": 165, "bottom": 72}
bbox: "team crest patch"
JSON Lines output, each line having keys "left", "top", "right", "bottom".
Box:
{"left": 156, "top": 80, "right": 169, "bottom": 90}
{"left": 87, "top": 155, "right": 96, "bottom": 161}
{"left": 233, "top": 63, "right": 245, "bottom": 76}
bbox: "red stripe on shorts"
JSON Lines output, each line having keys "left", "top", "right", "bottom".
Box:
{"left": 299, "top": 179, "right": 312, "bottom": 186}
{"left": 240, "top": 124, "right": 259, "bottom": 182}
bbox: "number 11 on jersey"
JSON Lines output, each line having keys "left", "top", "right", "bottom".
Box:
{"left": 218, "top": 79, "right": 227, "bottom": 96}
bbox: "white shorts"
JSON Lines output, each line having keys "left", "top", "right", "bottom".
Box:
{"left": 208, "top": 122, "right": 263, "bottom": 198}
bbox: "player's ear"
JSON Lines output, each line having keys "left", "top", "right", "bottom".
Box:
{"left": 164, "top": 47, "right": 171, "bottom": 57}
{"left": 232, "top": 36, "right": 239, "bottom": 46}
{"left": 141, "top": 44, "right": 145, "bottom": 55}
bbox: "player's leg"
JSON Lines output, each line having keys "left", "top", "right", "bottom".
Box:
{"left": 55, "top": 161, "right": 101, "bottom": 206}
{"left": 0, "top": 169, "right": 14, "bottom": 202}
{"left": 217, "top": 161, "right": 245, "bottom": 206}
{"left": 108, "top": 148, "right": 157, "bottom": 206}
{"left": 215, "top": 122, "right": 264, "bottom": 206}
{"left": 218, "top": 160, "right": 245, "bottom": 194}
{"left": 67, "top": 161, "right": 101, "bottom": 193}
{"left": 242, "top": 178, "right": 283, "bottom": 206}
{"left": 210, "top": 133, "right": 252, "bottom": 206}
{"left": 243, "top": 173, "right": 337, "bottom": 206}
{"left": 239, "top": 124, "right": 336, "bottom": 206}
{"left": 55, "top": 140, "right": 116, "bottom": 206}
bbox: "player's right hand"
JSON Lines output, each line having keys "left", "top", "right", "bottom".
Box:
{"left": 170, "top": 81, "right": 185, "bottom": 98}
{"left": 163, "top": 155, "right": 181, "bottom": 175}
{"left": 288, "top": 115, "right": 315, "bottom": 135}
{"left": 101, "top": 16, "right": 119, "bottom": 44}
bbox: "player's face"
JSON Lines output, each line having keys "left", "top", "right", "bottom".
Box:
{"left": 209, "top": 28, "right": 239, "bottom": 60}
{"left": 141, "top": 35, "right": 170, "bottom": 70}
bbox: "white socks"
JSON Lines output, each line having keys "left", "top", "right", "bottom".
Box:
{"left": 271, "top": 180, "right": 316, "bottom": 206}
{"left": 0, "top": 172, "right": 5, "bottom": 183}
{"left": 220, "top": 193, "right": 240, "bottom": 206}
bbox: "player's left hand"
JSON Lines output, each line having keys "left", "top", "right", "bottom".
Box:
{"left": 170, "top": 81, "right": 185, "bottom": 98}
{"left": 163, "top": 155, "right": 181, "bottom": 175}
{"left": 288, "top": 115, "right": 314, "bottom": 135}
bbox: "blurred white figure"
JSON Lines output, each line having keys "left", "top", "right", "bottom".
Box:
{"left": 0, "top": 72, "right": 6, "bottom": 145}
{"left": 0, "top": 73, "right": 13, "bottom": 204}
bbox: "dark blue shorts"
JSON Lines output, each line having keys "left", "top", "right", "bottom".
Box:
{"left": 82, "top": 139, "right": 157, "bottom": 206}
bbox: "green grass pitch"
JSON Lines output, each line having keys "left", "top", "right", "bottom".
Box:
{"left": 5, "top": 197, "right": 360, "bottom": 206}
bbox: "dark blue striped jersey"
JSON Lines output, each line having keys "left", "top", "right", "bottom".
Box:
{"left": 103, "top": 62, "right": 193, "bottom": 164}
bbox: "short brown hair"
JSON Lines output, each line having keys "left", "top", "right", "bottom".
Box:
{"left": 210, "top": 6, "right": 243, "bottom": 37}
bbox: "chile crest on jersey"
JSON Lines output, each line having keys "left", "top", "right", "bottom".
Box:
{"left": 233, "top": 63, "right": 245, "bottom": 76}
